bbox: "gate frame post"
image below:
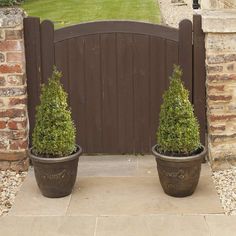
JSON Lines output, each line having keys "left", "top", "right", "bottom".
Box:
{"left": 40, "top": 20, "right": 55, "bottom": 84}
{"left": 193, "top": 14, "right": 206, "bottom": 146}
{"left": 178, "top": 19, "right": 193, "bottom": 101}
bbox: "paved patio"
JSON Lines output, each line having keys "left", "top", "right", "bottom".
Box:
{"left": 1, "top": 155, "right": 235, "bottom": 235}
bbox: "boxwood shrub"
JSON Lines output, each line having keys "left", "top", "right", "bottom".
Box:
{"left": 32, "top": 67, "right": 76, "bottom": 158}
{"left": 157, "top": 65, "right": 200, "bottom": 155}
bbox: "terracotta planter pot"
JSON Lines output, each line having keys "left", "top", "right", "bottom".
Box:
{"left": 29, "top": 145, "right": 82, "bottom": 198}
{"left": 152, "top": 144, "right": 207, "bottom": 197}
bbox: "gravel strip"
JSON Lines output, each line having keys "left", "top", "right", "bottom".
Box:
{"left": 212, "top": 168, "right": 236, "bottom": 215}
{"left": 158, "top": 0, "right": 193, "bottom": 28}
{"left": 0, "top": 170, "right": 27, "bottom": 216}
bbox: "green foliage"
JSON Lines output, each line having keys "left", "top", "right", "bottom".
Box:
{"left": 32, "top": 67, "right": 76, "bottom": 157}
{"left": 157, "top": 65, "right": 200, "bottom": 155}
{"left": 0, "top": 0, "right": 23, "bottom": 6}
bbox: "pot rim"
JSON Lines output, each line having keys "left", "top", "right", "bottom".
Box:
{"left": 29, "top": 144, "right": 82, "bottom": 163}
{"left": 152, "top": 144, "right": 207, "bottom": 162}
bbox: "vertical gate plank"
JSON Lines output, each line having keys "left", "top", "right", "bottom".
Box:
{"left": 84, "top": 34, "right": 102, "bottom": 153}
{"left": 23, "top": 17, "right": 41, "bottom": 146}
{"left": 193, "top": 15, "right": 206, "bottom": 145}
{"left": 133, "top": 35, "right": 150, "bottom": 153}
{"left": 117, "top": 33, "right": 134, "bottom": 153}
{"left": 68, "top": 37, "right": 87, "bottom": 151}
{"left": 55, "top": 41, "right": 69, "bottom": 95}
{"left": 150, "top": 37, "right": 166, "bottom": 147}
{"left": 40, "top": 20, "right": 55, "bottom": 84}
{"left": 179, "top": 19, "right": 193, "bottom": 101}
{"left": 101, "top": 33, "right": 118, "bottom": 153}
{"left": 166, "top": 40, "right": 179, "bottom": 86}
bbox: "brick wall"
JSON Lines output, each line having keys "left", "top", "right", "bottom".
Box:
{"left": 0, "top": 8, "right": 28, "bottom": 172}
{"left": 202, "top": 10, "right": 236, "bottom": 170}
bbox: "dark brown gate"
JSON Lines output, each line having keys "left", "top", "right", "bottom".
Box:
{"left": 24, "top": 15, "right": 206, "bottom": 154}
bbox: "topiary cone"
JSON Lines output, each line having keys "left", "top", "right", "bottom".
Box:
{"left": 157, "top": 65, "right": 200, "bottom": 156}
{"left": 32, "top": 67, "right": 76, "bottom": 157}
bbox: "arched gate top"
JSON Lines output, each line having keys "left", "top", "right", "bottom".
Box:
{"left": 54, "top": 20, "right": 179, "bottom": 43}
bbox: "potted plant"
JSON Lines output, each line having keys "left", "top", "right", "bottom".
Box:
{"left": 152, "top": 65, "right": 206, "bottom": 197}
{"left": 29, "top": 67, "right": 82, "bottom": 198}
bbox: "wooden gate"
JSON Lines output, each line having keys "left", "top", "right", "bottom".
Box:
{"left": 24, "top": 15, "right": 206, "bottom": 154}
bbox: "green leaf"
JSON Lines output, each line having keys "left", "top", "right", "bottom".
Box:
{"left": 32, "top": 67, "right": 76, "bottom": 157}
{"left": 157, "top": 65, "right": 200, "bottom": 155}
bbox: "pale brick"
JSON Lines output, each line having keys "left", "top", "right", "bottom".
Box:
{"left": 0, "top": 86, "right": 26, "bottom": 97}
{"left": 0, "top": 161, "right": 10, "bottom": 170}
{"left": 209, "top": 125, "right": 226, "bottom": 132}
{"left": 0, "top": 98, "right": 5, "bottom": 107}
{"left": 210, "top": 133, "right": 236, "bottom": 144}
{"left": 6, "top": 52, "right": 23, "bottom": 63}
{"left": 10, "top": 158, "right": 29, "bottom": 172}
{"left": 226, "top": 63, "right": 236, "bottom": 72}
{"left": 0, "top": 130, "right": 27, "bottom": 140}
{"left": 206, "top": 65, "right": 223, "bottom": 74}
{"left": 0, "top": 76, "right": 6, "bottom": 86}
{"left": 207, "top": 84, "right": 225, "bottom": 92}
{"left": 5, "top": 30, "right": 23, "bottom": 40}
{"left": 0, "top": 53, "right": 5, "bottom": 63}
{"left": 0, "top": 151, "right": 27, "bottom": 161}
{"left": 0, "top": 30, "right": 5, "bottom": 41}
{"left": 0, "top": 138, "right": 8, "bottom": 149}
{"left": 7, "top": 74, "right": 25, "bottom": 86}
{"left": 206, "top": 33, "right": 236, "bottom": 52}
{"left": 207, "top": 74, "right": 236, "bottom": 82}
{"left": 207, "top": 53, "right": 236, "bottom": 64}
{"left": 208, "top": 104, "right": 225, "bottom": 113}
{"left": 0, "top": 40, "right": 22, "bottom": 52}
{"left": 228, "top": 105, "right": 236, "bottom": 111}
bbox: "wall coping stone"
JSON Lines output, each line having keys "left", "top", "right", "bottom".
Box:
{"left": 201, "top": 0, "right": 236, "bottom": 9}
{"left": 0, "top": 7, "right": 25, "bottom": 28}
{"left": 201, "top": 9, "right": 236, "bottom": 33}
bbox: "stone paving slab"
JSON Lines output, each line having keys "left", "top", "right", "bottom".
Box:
{"left": 78, "top": 155, "right": 138, "bottom": 177}
{"left": 67, "top": 175, "right": 222, "bottom": 216}
{"left": 0, "top": 216, "right": 96, "bottom": 236}
{"left": 9, "top": 156, "right": 223, "bottom": 216}
{"left": 1, "top": 215, "right": 236, "bottom": 236}
{"left": 204, "top": 215, "right": 236, "bottom": 236}
{"left": 78, "top": 155, "right": 157, "bottom": 177}
{"left": 9, "top": 170, "right": 71, "bottom": 216}
{"left": 96, "top": 215, "right": 209, "bottom": 236}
